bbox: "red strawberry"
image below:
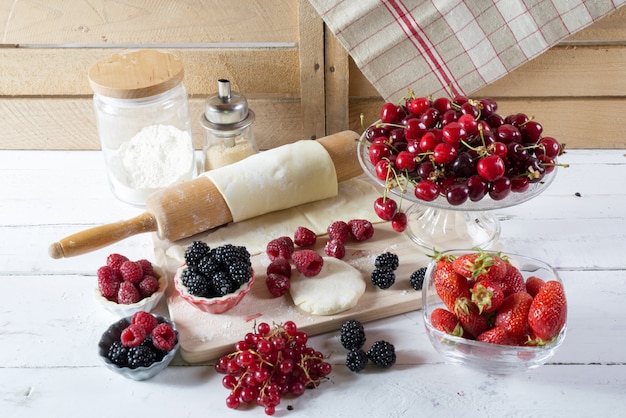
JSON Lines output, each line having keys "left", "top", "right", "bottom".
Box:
{"left": 528, "top": 280, "right": 567, "bottom": 342}
{"left": 525, "top": 276, "right": 545, "bottom": 298}
{"left": 434, "top": 260, "right": 470, "bottom": 312}
{"left": 476, "top": 326, "right": 516, "bottom": 346}
{"left": 494, "top": 291, "right": 533, "bottom": 340}
{"left": 452, "top": 251, "right": 507, "bottom": 282}
{"left": 495, "top": 262, "right": 526, "bottom": 296}
{"left": 430, "top": 307, "right": 463, "bottom": 337}
{"left": 454, "top": 297, "right": 489, "bottom": 339}
{"left": 470, "top": 279, "right": 504, "bottom": 313}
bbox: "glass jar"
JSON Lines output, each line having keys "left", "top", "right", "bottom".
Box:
{"left": 88, "top": 50, "right": 197, "bottom": 206}
{"left": 200, "top": 79, "right": 258, "bottom": 171}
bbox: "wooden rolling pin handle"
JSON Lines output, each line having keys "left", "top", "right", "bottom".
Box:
{"left": 48, "top": 212, "right": 157, "bottom": 259}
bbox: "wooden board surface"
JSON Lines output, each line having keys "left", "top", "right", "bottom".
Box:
{"left": 155, "top": 222, "right": 430, "bottom": 364}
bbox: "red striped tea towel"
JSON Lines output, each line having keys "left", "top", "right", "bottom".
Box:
{"left": 308, "top": 0, "right": 624, "bottom": 102}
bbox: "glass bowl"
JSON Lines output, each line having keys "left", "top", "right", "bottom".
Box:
{"left": 173, "top": 265, "right": 255, "bottom": 314}
{"left": 94, "top": 266, "right": 168, "bottom": 317}
{"left": 98, "top": 314, "right": 180, "bottom": 381}
{"left": 422, "top": 250, "right": 566, "bottom": 374}
{"left": 357, "top": 125, "right": 558, "bottom": 250}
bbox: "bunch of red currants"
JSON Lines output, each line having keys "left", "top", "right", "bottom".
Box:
{"left": 364, "top": 94, "right": 566, "bottom": 231}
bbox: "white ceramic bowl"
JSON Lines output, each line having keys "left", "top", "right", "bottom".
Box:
{"left": 422, "top": 250, "right": 567, "bottom": 374}
{"left": 98, "top": 314, "right": 179, "bottom": 381}
{"left": 173, "top": 265, "right": 255, "bottom": 314}
{"left": 94, "top": 266, "right": 168, "bottom": 316}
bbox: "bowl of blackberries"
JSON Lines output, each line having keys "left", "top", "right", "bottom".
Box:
{"left": 173, "top": 241, "right": 255, "bottom": 314}
{"left": 98, "top": 311, "right": 179, "bottom": 381}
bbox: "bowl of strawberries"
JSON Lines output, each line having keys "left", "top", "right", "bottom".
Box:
{"left": 422, "top": 249, "right": 567, "bottom": 373}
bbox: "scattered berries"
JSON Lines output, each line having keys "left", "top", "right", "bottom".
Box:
{"left": 345, "top": 349, "right": 368, "bottom": 372}
{"left": 374, "top": 252, "right": 399, "bottom": 271}
{"left": 348, "top": 219, "right": 375, "bottom": 241}
{"left": 266, "top": 273, "right": 291, "bottom": 297}
{"left": 292, "top": 249, "right": 324, "bottom": 277}
{"left": 266, "top": 258, "right": 292, "bottom": 277}
{"left": 340, "top": 319, "right": 366, "bottom": 350}
{"left": 371, "top": 268, "right": 395, "bottom": 289}
{"left": 327, "top": 221, "right": 350, "bottom": 243}
{"left": 409, "top": 267, "right": 427, "bottom": 291}
{"left": 266, "top": 236, "right": 295, "bottom": 261}
{"left": 294, "top": 226, "right": 317, "bottom": 247}
{"left": 324, "top": 239, "right": 345, "bottom": 259}
{"left": 97, "top": 254, "right": 160, "bottom": 305}
{"left": 367, "top": 340, "right": 396, "bottom": 368}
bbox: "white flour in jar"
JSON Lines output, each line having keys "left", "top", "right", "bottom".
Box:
{"left": 119, "top": 124, "right": 194, "bottom": 188}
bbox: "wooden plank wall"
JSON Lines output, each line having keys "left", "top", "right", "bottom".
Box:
{"left": 0, "top": 1, "right": 624, "bottom": 151}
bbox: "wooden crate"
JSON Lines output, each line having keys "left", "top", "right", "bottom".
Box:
{"left": 0, "top": 1, "right": 624, "bottom": 150}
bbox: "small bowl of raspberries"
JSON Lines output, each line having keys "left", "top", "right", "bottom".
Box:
{"left": 173, "top": 241, "right": 255, "bottom": 314}
{"left": 98, "top": 311, "right": 179, "bottom": 381}
{"left": 94, "top": 253, "right": 168, "bottom": 317}
{"left": 422, "top": 249, "right": 567, "bottom": 374}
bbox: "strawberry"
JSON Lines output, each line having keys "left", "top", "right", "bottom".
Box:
{"left": 470, "top": 279, "right": 504, "bottom": 313}
{"left": 454, "top": 297, "right": 489, "bottom": 339}
{"left": 494, "top": 291, "right": 533, "bottom": 340}
{"left": 476, "top": 326, "right": 516, "bottom": 346}
{"left": 528, "top": 280, "right": 567, "bottom": 342}
{"left": 434, "top": 260, "right": 470, "bottom": 312}
{"left": 452, "top": 250, "right": 507, "bottom": 282}
{"left": 430, "top": 308, "right": 463, "bottom": 337}
{"left": 525, "top": 275, "right": 545, "bottom": 298}
{"left": 495, "top": 262, "right": 526, "bottom": 297}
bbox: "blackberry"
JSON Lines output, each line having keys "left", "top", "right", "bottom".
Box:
{"left": 141, "top": 335, "right": 166, "bottom": 361}
{"left": 181, "top": 267, "right": 211, "bottom": 297}
{"left": 212, "top": 271, "right": 237, "bottom": 297}
{"left": 345, "top": 349, "right": 368, "bottom": 372}
{"left": 340, "top": 319, "right": 366, "bottom": 350}
{"left": 127, "top": 345, "right": 158, "bottom": 369}
{"left": 197, "top": 255, "right": 221, "bottom": 278}
{"left": 229, "top": 261, "right": 252, "bottom": 287}
{"left": 371, "top": 268, "right": 395, "bottom": 289}
{"left": 409, "top": 267, "right": 427, "bottom": 291}
{"left": 212, "top": 244, "right": 251, "bottom": 265}
{"left": 374, "top": 252, "right": 399, "bottom": 271}
{"left": 367, "top": 340, "right": 396, "bottom": 368}
{"left": 184, "top": 241, "right": 211, "bottom": 267}
{"left": 107, "top": 340, "right": 128, "bottom": 367}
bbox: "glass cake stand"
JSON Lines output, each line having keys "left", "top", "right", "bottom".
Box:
{"left": 357, "top": 133, "right": 558, "bottom": 251}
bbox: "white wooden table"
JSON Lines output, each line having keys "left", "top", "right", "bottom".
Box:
{"left": 1, "top": 149, "right": 625, "bottom": 417}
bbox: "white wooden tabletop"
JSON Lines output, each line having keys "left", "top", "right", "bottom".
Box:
{"left": 1, "top": 149, "right": 625, "bottom": 417}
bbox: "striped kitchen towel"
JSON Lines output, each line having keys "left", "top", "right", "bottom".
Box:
{"left": 308, "top": 0, "right": 624, "bottom": 102}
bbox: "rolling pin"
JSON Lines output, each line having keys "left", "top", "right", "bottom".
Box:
{"left": 48, "top": 130, "right": 363, "bottom": 259}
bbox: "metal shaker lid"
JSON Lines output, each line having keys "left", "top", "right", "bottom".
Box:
{"left": 201, "top": 79, "right": 255, "bottom": 131}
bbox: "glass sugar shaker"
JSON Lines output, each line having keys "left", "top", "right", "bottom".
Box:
{"left": 88, "top": 49, "right": 197, "bottom": 206}
{"left": 200, "top": 79, "right": 258, "bottom": 171}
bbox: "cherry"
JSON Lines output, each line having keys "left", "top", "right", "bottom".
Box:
{"left": 495, "top": 124, "right": 522, "bottom": 144}
{"left": 486, "top": 113, "right": 504, "bottom": 129}
{"left": 408, "top": 97, "right": 431, "bottom": 115}
{"left": 432, "top": 142, "right": 457, "bottom": 164}
{"left": 467, "top": 175, "right": 489, "bottom": 201}
{"left": 380, "top": 102, "right": 403, "bottom": 124}
{"left": 453, "top": 96, "right": 469, "bottom": 106}
{"left": 488, "top": 141, "right": 508, "bottom": 158}
{"left": 458, "top": 113, "right": 479, "bottom": 137}
{"left": 369, "top": 142, "right": 392, "bottom": 165}
{"left": 478, "top": 98, "right": 497, "bottom": 117}
{"left": 433, "top": 97, "right": 452, "bottom": 114}
{"left": 374, "top": 196, "right": 398, "bottom": 221}
{"left": 405, "top": 118, "right": 427, "bottom": 140}
{"left": 459, "top": 101, "right": 479, "bottom": 118}
{"left": 414, "top": 179, "right": 440, "bottom": 201}
{"left": 364, "top": 125, "right": 390, "bottom": 142}
{"left": 391, "top": 211, "right": 408, "bottom": 232}
{"left": 446, "top": 182, "right": 470, "bottom": 205}
{"left": 524, "top": 157, "right": 546, "bottom": 183}
{"left": 505, "top": 113, "right": 528, "bottom": 127}
{"left": 419, "top": 131, "right": 439, "bottom": 152}
{"left": 442, "top": 121, "right": 466, "bottom": 147}
{"left": 506, "top": 142, "right": 529, "bottom": 164}
{"left": 440, "top": 109, "right": 458, "bottom": 126}
{"left": 420, "top": 107, "right": 440, "bottom": 128}
{"left": 520, "top": 120, "right": 543, "bottom": 144}
{"left": 395, "top": 150, "right": 418, "bottom": 172}
{"left": 417, "top": 161, "right": 436, "bottom": 179}
{"left": 406, "top": 138, "right": 421, "bottom": 154}
{"left": 511, "top": 176, "right": 530, "bottom": 193}
{"left": 450, "top": 152, "right": 476, "bottom": 178}
{"left": 388, "top": 128, "right": 406, "bottom": 144}
{"left": 535, "top": 137, "right": 562, "bottom": 159}
{"left": 477, "top": 154, "right": 505, "bottom": 181}
{"left": 489, "top": 176, "right": 512, "bottom": 200}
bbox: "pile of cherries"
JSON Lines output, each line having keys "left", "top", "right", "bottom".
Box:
{"left": 364, "top": 94, "right": 566, "bottom": 231}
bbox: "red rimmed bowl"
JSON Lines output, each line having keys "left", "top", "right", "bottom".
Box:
{"left": 173, "top": 265, "right": 255, "bottom": 314}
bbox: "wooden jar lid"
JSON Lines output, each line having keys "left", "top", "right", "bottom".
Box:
{"left": 88, "top": 50, "right": 185, "bottom": 99}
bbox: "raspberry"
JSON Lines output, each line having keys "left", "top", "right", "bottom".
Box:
{"left": 375, "top": 252, "right": 399, "bottom": 271}
{"left": 120, "top": 323, "right": 147, "bottom": 347}
{"left": 292, "top": 249, "right": 324, "bottom": 277}
{"left": 106, "top": 253, "right": 129, "bottom": 270}
{"left": 131, "top": 311, "right": 159, "bottom": 334}
{"left": 294, "top": 226, "right": 317, "bottom": 247}
{"left": 119, "top": 260, "right": 144, "bottom": 284}
{"left": 340, "top": 319, "right": 366, "bottom": 350}
{"left": 266, "top": 258, "right": 292, "bottom": 278}
{"left": 345, "top": 349, "right": 368, "bottom": 372}
{"left": 327, "top": 221, "right": 350, "bottom": 243}
{"left": 266, "top": 236, "right": 294, "bottom": 261}
{"left": 324, "top": 239, "right": 345, "bottom": 259}
{"left": 138, "top": 275, "right": 159, "bottom": 297}
{"left": 266, "top": 273, "right": 291, "bottom": 297}
{"left": 117, "top": 281, "right": 141, "bottom": 304}
{"left": 152, "top": 322, "right": 177, "bottom": 351}
{"left": 97, "top": 265, "right": 121, "bottom": 299}
{"left": 127, "top": 345, "right": 157, "bottom": 368}
{"left": 348, "top": 219, "right": 374, "bottom": 241}
{"left": 371, "top": 268, "right": 395, "bottom": 289}
{"left": 184, "top": 240, "right": 211, "bottom": 266}
{"left": 367, "top": 340, "right": 396, "bottom": 368}
{"left": 137, "top": 259, "right": 153, "bottom": 276}
{"left": 409, "top": 267, "right": 427, "bottom": 291}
